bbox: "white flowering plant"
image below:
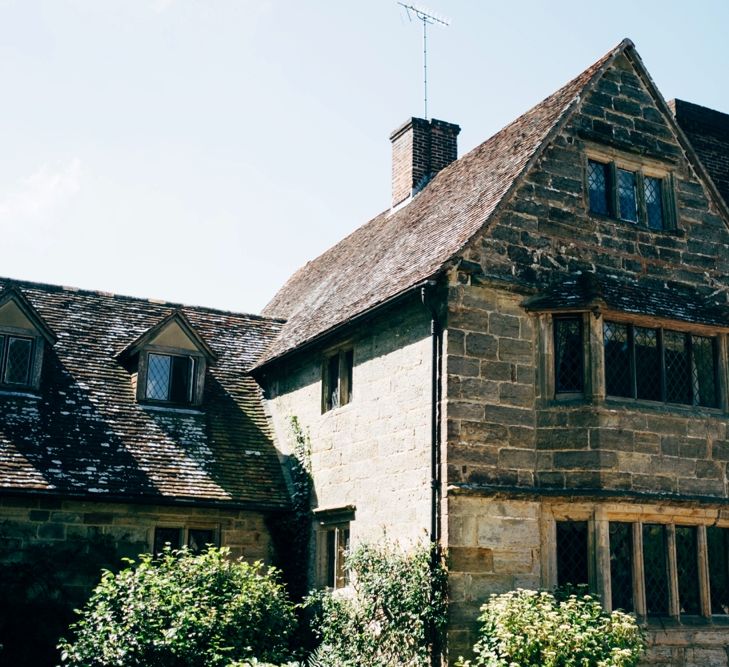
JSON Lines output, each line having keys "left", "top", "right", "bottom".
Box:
{"left": 458, "top": 588, "right": 645, "bottom": 667}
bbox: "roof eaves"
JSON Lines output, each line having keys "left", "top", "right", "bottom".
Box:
{"left": 0, "top": 286, "right": 59, "bottom": 345}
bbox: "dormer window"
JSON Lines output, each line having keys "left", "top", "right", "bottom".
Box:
{"left": 145, "top": 353, "right": 196, "bottom": 403}
{"left": 0, "top": 335, "right": 33, "bottom": 385}
{"left": 116, "top": 310, "right": 217, "bottom": 409}
{"left": 0, "top": 287, "right": 57, "bottom": 393}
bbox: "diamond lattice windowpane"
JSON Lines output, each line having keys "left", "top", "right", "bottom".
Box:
{"left": 588, "top": 160, "right": 610, "bottom": 215}
{"left": 643, "top": 524, "right": 670, "bottom": 616}
{"left": 664, "top": 330, "right": 691, "bottom": 405}
{"left": 4, "top": 337, "right": 32, "bottom": 385}
{"left": 692, "top": 335, "right": 717, "bottom": 408}
{"left": 557, "top": 521, "right": 589, "bottom": 587}
{"left": 618, "top": 169, "right": 638, "bottom": 222}
{"left": 675, "top": 525, "right": 700, "bottom": 615}
{"left": 146, "top": 353, "right": 171, "bottom": 400}
{"left": 644, "top": 176, "right": 664, "bottom": 230}
{"left": 604, "top": 322, "right": 632, "bottom": 397}
{"left": 707, "top": 527, "right": 729, "bottom": 614}
{"left": 635, "top": 327, "right": 661, "bottom": 401}
{"left": 610, "top": 522, "right": 634, "bottom": 612}
{"left": 554, "top": 317, "right": 584, "bottom": 393}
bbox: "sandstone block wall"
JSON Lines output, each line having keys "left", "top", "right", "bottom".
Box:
{"left": 264, "top": 297, "right": 433, "bottom": 553}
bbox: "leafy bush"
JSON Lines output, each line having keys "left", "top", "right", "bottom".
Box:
{"left": 458, "top": 588, "right": 645, "bottom": 667}
{"left": 306, "top": 541, "right": 447, "bottom": 667}
{"left": 59, "top": 546, "right": 297, "bottom": 667}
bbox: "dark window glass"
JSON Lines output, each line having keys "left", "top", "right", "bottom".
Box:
{"left": 664, "top": 331, "right": 691, "bottom": 405}
{"left": 147, "top": 353, "right": 171, "bottom": 400}
{"left": 146, "top": 353, "right": 194, "bottom": 403}
{"left": 644, "top": 176, "right": 664, "bottom": 230}
{"left": 588, "top": 160, "right": 610, "bottom": 216}
{"left": 707, "top": 526, "right": 729, "bottom": 614}
{"left": 604, "top": 322, "right": 632, "bottom": 398}
{"left": 170, "top": 355, "right": 194, "bottom": 403}
{"left": 187, "top": 528, "right": 215, "bottom": 554}
{"left": 675, "top": 526, "right": 700, "bottom": 615}
{"left": 345, "top": 348, "right": 354, "bottom": 404}
{"left": 336, "top": 527, "right": 350, "bottom": 589}
{"left": 692, "top": 335, "right": 717, "bottom": 408}
{"left": 556, "top": 521, "right": 589, "bottom": 587}
{"left": 643, "top": 524, "right": 670, "bottom": 616}
{"left": 154, "top": 526, "right": 182, "bottom": 554}
{"left": 4, "top": 337, "right": 32, "bottom": 385}
{"left": 325, "top": 354, "right": 340, "bottom": 411}
{"left": 326, "top": 528, "right": 336, "bottom": 587}
{"left": 609, "top": 522, "right": 634, "bottom": 612}
{"left": 618, "top": 169, "right": 638, "bottom": 223}
{"left": 634, "top": 327, "right": 661, "bottom": 401}
{"left": 554, "top": 317, "right": 584, "bottom": 393}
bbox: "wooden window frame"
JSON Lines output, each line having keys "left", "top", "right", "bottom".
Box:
{"left": 152, "top": 524, "right": 219, "bottom": 554}
{"left": 315, "top": 506, "right": 355, "bottom": 590}
{"left": 0, "top": 327, "right": 44, "bottom": 392}
{"left": 321, "top": 346, "right": 354, "bottom": 413}
{"left": 137, "top": 347, "right": 206, "bottom": 407}
{"left": 543, "top": 504, "right": 723, "bottom": 621}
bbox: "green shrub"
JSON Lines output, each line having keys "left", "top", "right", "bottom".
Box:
{"left": 306, "top": 541, "right": 447, "bottom": 667}
{"left": 59, "top": 546, "right": 296, "bottom": 667}
{"left": 458, "top": 588, "right": 645, "bottom": 667}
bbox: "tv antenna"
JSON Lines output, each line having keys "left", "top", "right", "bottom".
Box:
{"left": 398, "top": 3, "right": 450, "bottom": 120}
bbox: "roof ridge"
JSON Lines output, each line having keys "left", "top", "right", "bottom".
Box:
{"left": 0, "top": 275, "right": 285, "bottom": 324}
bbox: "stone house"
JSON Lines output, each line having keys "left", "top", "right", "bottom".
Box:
{"left": 4, "top": 36, "right": 729, "bottom": 667}
{"left": 0, "top": 278, "right": 289, "bottom": 662}
{"left": 254, "top": 39, "right": 729, "bottom": 666}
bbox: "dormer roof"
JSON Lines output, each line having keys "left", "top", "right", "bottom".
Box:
{"left": 0, "top": 286, "right": 58, "bottom": 344}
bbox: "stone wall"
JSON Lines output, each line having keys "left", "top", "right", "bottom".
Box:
{"left": 263, "top": 297, "right": 433, "bottom": 566}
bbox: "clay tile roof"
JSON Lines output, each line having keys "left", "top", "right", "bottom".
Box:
{"left": 0, "top": 277, "right": 289, "bottom": 510}
{"left": 258, "top": 39, "right": 633, "bottom": 367}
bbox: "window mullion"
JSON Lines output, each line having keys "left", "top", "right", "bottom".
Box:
{"left": 594, "top": 510, "right": 612, "bottom": 612}
{"left": 697, "top": 525, "right": 712, "bottom": 617}
{"left": 666, "top": 524, "right": 680, "bottom": 619}
{"left": 633, "top": 522, "right": 647, "bottom": 618}
{"left": 637, "top": 171, "right": 647, "bottom": 225}
{"left": 609, "top": 162, "right": 619, "bottom": 217}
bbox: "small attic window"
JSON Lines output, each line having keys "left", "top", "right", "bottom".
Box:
{"left": 145, "top": 353, "right": 196, "bottom": 403}
{"left": 0, "top": 335, "right": 33, "bottom": 386}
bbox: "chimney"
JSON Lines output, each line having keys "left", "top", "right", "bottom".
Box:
{"left": 670, "top": 99, "right": 729, "bottom": 208}
{"left": 390, "top": 117, "right": 460, "bottom": 209}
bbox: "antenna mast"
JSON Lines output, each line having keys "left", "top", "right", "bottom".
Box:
{"left": 398, "top": 3, "right": 450, "bottom": 120}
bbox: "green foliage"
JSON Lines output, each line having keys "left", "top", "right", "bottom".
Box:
{"left": 267, "top": 416, "right": 313, "bottom": 603}
{"left": 306, "top": 541, "right": 448, "bottom": 667}
{"left": 458, "top": 588, "right": 645, "bottom": 667}
{"left": 58, "top": 546, "right": 297, "bottom": 667}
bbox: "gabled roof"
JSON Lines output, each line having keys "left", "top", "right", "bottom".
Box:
{"left": 0, "top": 286, "right": 58, "bottom": 344}
{"left": 257, "top": 39, "right": 632, "bottom": 367}
{"left": 0, "top": 276, "right": 289, "bottom": 510}
{"left": 116, "top": 309, "right": 219, "bottom": 363}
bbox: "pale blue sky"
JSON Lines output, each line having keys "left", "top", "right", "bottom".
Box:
{"left": 2, "top": 1, "right": 728, "bottom": 313}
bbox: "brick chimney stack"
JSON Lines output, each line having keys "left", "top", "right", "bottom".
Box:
{"left": 390, "top": 117, "right": 461, "bottom": 209}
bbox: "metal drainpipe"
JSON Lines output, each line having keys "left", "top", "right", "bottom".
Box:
{"left": 421, "top": 280, "right": 442, "bottom": 667}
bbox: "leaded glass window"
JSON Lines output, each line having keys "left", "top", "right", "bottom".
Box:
{"left": 324, "top": 524, "right": 350, "bottom": 589}
{"left": 588, "top": 159, "right": 610, "bottom": 216}
{"left": 145, "top": 353, "right": 195, "bottom": 403}
{"left": 604, "top": 322, "right": 632, "bottom": 398}
{"left": 618, "top": 168, "right": 638, "bottom": 223}
{"left": 554, "top": 317, "right": 584, "bottom": 393}
{"left": 187, "top": 528, "right": 216, "bottom": 554}
{"left": 643, "top": 523, "right": 670, "bottom": 616}
{"left": 707, "top": 526, "right": 729, "bottom": 615}
{"left": 556, "top": 521, "right": 589, "bottom": 587}
{"left": 692, "top": 335, "right": 717, "bottom": 408}
{"left": 644, "top": 176, "right": 664, "bottom": 230}
{"left": 323, "top": 348, "right": 354, "bottom": 413}
{"left": 153, "top": 526, "right": 182, "bottom": 554}
{"left": 675, "top": 525, "right": 700, "bottom": 615}
{"left": 0, "top": 335, "right": 33, "bottom": 386}
{"left": 603, "top": 322, "right": 719, "bottom": 407}
{"left": 609, "top": 522, "right": 634, "bottom": 612}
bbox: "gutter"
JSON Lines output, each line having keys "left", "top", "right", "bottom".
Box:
{"left": 420, "top": 279, "right": 443, "bottom": 667}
